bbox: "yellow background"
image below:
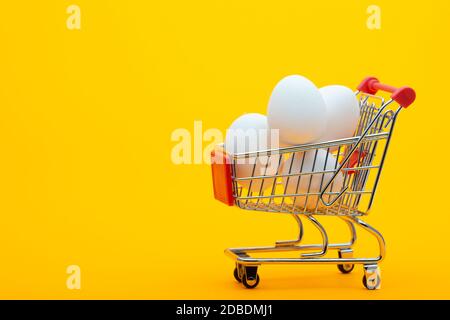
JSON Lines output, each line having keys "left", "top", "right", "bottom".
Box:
{"left": 0, "top": 1, "right": 449, "bottom": 299}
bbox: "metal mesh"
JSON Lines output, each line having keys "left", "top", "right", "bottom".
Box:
{"left": 229, "top": 92, "right": 399, "bottom": 216}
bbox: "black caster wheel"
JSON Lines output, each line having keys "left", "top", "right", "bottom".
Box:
{"left": 233, "top": 267, "right": 242, "bottom": 283}
{"left": 362, "top": 274, "right": 381, "bottom": 290}
{"left": 338, "top": 263, "right": 355, "bottom": 274}
{"left": 242, "top": 273, "right": 260, "bottom": 289}
{"left": 337, "top": 249, "right": 354, "bottom": 274}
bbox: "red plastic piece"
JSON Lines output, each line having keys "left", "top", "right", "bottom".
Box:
{"left": 357, "top": 77, "right": 380, "bottom": 95}
{"left": 391, "top": 87, "right": 416, "bottom": 109}
{"left": 211, "top": 150, "right": 234, "bottom": 206}
{"left": 344, "top": 149, "right": 367, "bottom": 175}
{"left": 357, "top": 77, "right": 416, "bottom": 108}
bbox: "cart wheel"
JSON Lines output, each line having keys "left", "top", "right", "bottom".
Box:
{"left": 233, "top": 267, "right": 242, "bottom": 283}
{"left": 337, "top": 249, "right": 354, "bottom": 274}
{"left": 337, "top": 263, "right": 355, "bottom": 274}
{"left": 362, "top": 274, "right": 381, "bottom": 290}
{"left": 362, "top": 265, "right": 381, "bottom": 290}
{"left": 242, "top": 273, "right": 260, "bottom": 289}
{"left": 241, "top": 266, "right": 259, "bottom": 289}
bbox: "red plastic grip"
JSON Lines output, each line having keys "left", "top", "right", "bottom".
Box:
{"left": 357, "top": 77, "right": 416, "bottom": 108}
{"left": 211, "top": 150, "right": 234, "bottom": 206}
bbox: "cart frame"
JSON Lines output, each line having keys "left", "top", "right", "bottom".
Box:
{"left": 211, "top": 77, "right": 415, "bottom": 290}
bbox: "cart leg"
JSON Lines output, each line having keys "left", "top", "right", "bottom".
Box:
{"left": 362, "top": 264, "right": 381, "bottom": 290}
{"left": 337, "top": 248, "right": 355, "bottom": 274}
{"left": 275, "top": 214, "right": 304, "bottom": 247}
{"left": 301, "top": 216, "right": 328, "bottom": 258}
{"left": 341, "top": 217, "right": 357, "bottom": 248}
{"left": 351, "top": 217, "right": 386, "bottom": 262}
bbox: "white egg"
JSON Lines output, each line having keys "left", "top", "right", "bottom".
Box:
{"left": 282, "top": 149, "right": 344, "bottom": 210}
{"left": 319, "top": 85, "right": 360, "bottom": 150}
{"left": 267, "top": 75, "right": 327, "bottom": 146}
{"left": 225, "top": 113, "right": 282, "bottom": 193}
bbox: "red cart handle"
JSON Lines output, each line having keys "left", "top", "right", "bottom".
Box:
{"left": 357, "top": 77, "right": 416, "bottom": 108}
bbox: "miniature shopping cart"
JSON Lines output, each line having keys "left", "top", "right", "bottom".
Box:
{"left": 211, "top": 77, "right": 416, "bottom": 290}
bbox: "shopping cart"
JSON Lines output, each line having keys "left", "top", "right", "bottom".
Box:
{"left": 211, "top": 77, "right": 415, "bottom": 290}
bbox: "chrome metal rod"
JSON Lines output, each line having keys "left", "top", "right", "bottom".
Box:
{"left": 234, "top": 165, "right": 380, "bottom": 182}
{"left": 226, "top": 243, "right": 357, "bottom": 254}
{"left": 367, "top": 106, "right": 402, "bottom": 211}
{"left": 232, "top": 133, "right": 389, "bottom": 159}
{"left": 342, "top": 217, "right": 357, "bottom": 247}
{"left": 238, "top": 190, "right": 372, "bottom": 201}
{"left": 275, "top": 214, "right": 304, "bottom": 247}
{"left": 232, "top": 256, "right": 380, "bottom": 265}
{"left": 301, "top": 216, "right": 328, "bottom": 258}
{"left": 225, "top": 247, "right": 380, "bottom": 265}
{"left": 224, "top": 217, "right": 383, "bottom": 265}
{"left": 351, "top": 217, "right": 386, "bottom": 262}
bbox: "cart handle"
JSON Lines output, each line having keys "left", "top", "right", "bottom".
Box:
{"left": 357, "top": 77, "right": 416, "bottom": 108}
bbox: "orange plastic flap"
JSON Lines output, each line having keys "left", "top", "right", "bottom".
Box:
{"left": 211, "top": 150, "right": 234, "bottom": 206}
